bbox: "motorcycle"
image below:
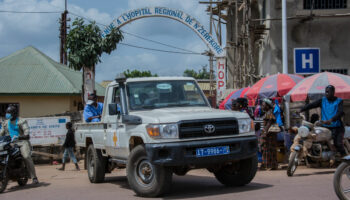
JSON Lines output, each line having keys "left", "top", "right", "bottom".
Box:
{"left": 333, "top": 156, "right": 350, "bottom": 200}
{"left": 287, "top": 120, "right": 336, "bottom": 176}
{"left": 0, "top": 136, "right": 30, "bottom": 193}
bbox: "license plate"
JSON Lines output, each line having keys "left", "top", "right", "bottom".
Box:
{"left": 196, "top": 146, "right": 230, "bottom": 157}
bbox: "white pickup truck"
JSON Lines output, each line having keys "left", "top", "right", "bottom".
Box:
{"left": 75, "top": 75, "right": 258, "bottom": 197}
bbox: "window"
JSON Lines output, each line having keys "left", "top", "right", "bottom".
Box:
{"left": 112, "top": 87, "right": 121, "bottom": 103}
{"left": 126, "top": 80, "right": 208, "bottom": 111}
{"left": 112, "top": 87, "right": 122, "bottom": 113}
{"left": 321, "top": 68, "right": 348, "bottom": 75}
{"left": 183, "top": 82, "right": 205, "bottom": 103}
{"left": 304, "top": 0, "right": 347, "bottom": 9}
{"left": 262, "top": 0, "right": 266, "bottom": 20}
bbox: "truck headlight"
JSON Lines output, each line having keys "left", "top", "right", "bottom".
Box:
{"left": 238, "top": 119, "right": 253, "bottom": 133}
{"left": 146, "top": 124, "right": 179, "bottom": 139}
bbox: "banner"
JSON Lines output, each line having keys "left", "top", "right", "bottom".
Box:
{"left": 216, "top": 57, "right": 226, "bottom": 101}
{"left": 26, "top": 116, "right": 71, "bottom": 146}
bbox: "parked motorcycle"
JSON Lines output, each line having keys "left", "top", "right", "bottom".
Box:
{"left": 0, "top": 136, "right": 30, "bottom": 193}
{"left": 287, "top": 120, "right": 336, "bottom": 176}
{"left": 333, "top": 155, "right": 350, "bottom": 200}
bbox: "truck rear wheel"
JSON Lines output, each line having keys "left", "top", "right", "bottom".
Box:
{"left": 87, "top": 145, "right": 106, "bottom": 183}
{"left": 127, "top": 145, "right": 172, "bottom": 197}
{"left": 214, "top": 155, "right": 258, "bottom": 186}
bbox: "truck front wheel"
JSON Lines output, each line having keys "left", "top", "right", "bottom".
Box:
{"left": 87, "top": 145, "right": 106, "bottom": 183}
{"left": 214, "top": 155, "right": 258, "bottom": 187}
{"left": 127, "top": 145, "right": 172, "bottom": 197}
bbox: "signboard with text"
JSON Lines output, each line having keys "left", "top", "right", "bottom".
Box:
{"left": 216, "top": 57, "right": 226, "bottom": 100}
{"left": 102, "top": 7, "right": 224, "bottom": 57}
{"left": 294, "top": 48, "right": 320, "bottom": 74}
{"left": 26, "top": 116, "right": 70, "bottom": 146}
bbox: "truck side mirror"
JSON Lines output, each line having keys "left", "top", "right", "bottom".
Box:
{"left": 108, "top": 103, "right": 120, "bottom": 115}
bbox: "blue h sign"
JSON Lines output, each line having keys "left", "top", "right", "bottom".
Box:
{"left": 294, "top": 48, "right": 320, "bottom": 74}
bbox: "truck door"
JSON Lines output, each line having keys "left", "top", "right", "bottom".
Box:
{"left": 104, "top": 86, "right": 126, "bottom": 159}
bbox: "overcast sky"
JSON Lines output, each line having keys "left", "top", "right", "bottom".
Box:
{"left": 0, "top": 0, "right": 225, "bottom": 82}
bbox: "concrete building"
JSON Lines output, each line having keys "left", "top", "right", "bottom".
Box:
{"left": 258, "top": 0, "right": 350, "bottom": 75}
{"left": 0, "top": 46, "right": 105, "bottom": 117}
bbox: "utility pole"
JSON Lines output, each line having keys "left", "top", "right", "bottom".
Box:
{"left": 209, "top": 0, "right": 215, "bottom": 107}
{"left": 60, "top": 0, "right": 68, "bottom": 65}
{"left": 282, "top": 0, "right": 288, "bottom": 73}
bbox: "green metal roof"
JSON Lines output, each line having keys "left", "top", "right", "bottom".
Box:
{"left": 0, "top": 46, "right": 105, "bottom": 96}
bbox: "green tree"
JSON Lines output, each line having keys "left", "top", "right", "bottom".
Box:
{"left": 66, "top": 18, "right": 123, "bottom": 102}
{"left": 123, "top": 69, "right": 158, "bottom": 78}
{"left": 183, "top": 65, "right": 211, "bottom": 79}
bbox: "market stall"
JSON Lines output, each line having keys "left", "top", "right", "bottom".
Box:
{"left": 284, "top": 72, "right": 350, "bottom": 128}
{"left": 219, "top": 87, "right": 250, "bottom": 110}
{"left": 242, "top": 74, "right": 304, "bottom": 163}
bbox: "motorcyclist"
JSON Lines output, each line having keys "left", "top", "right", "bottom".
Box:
{"left": 0, "top": 105, "right": 39, "bottom": 184}
{"left": 299, "top": 85, "right": 346, "bottom": 156}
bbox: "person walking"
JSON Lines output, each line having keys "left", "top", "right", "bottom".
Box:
{"left": 0, "top": 105, "right": 39, "bottom": 184}
{"left": 300, "top": 85, "right": 345, "bottom": 155}
{"left": 260, "top": 98, "right": 280, "bottom": 170}
{"left": 57, "top": 122, "right": 80, "bottom": 171}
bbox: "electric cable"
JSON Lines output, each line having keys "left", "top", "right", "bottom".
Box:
{"left": 121, "top": 30, "right": 198, "bottom": 53}
{"left": 0, "top": 6, "right": 207, "bottom": 55}
{"left": 119, "top": 43, "right": 204, "bottom": 55}
{"left": 0, "top": 10, "right": 61, "bottom": 13}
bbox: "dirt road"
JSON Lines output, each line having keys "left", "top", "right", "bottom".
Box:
{"left": 1, "top": 163, "right": 338, "bottom": 200}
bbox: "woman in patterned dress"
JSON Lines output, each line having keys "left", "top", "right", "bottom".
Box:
{"left": 260, "top": 99, "right": 279, "bottom": 170}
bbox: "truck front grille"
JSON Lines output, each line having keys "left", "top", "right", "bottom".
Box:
{"left": 178, "top": 118, "right": 239, "bottom": 139}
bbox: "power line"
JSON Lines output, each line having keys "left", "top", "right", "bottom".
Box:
{"left": 121, "top": 30, "right": 198, "bottom": 53}
{"left": 119, "top": 43, "right": 205, "bottom": 55}
{"left": 0, "top": 10, "right": 61, "bottom": 13}
{"left": 250, "top": 13, "right": 350, "bottom": 22}
{"left": 68, "top": 12, "right": 203, "bottom": 54}
{"left": 69, "top": 12, "right": 101, "bottom": 24}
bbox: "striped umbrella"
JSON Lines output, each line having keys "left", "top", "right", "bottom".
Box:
{"left": 219, "top": 87, "right": 250, "bottom": 110}
{"left": 245, "top": 73, "right": 304, "bottom": 101}
{"left": 285, "top": 72, "right": 350, "bottom": 102}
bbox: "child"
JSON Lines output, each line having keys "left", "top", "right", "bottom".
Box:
{"left": 57, "top": 122, "right": 80, "bottom": 171}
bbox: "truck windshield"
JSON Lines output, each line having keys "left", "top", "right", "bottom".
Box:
{"left": 126, "top": 80, "right": 209, "bottom": 110}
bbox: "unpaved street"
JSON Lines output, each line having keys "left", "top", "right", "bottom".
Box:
{"left": 1, "top": 163, "right": 338, "bottom": 200}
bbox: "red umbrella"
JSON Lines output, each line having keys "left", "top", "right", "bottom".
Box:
{"left": 245, "top": 73, "right": 304, "bottom": 102}
{"left": 219, "top": 87, "right": 250, "bottom": 110}
{"left": 285, "top": 72, "right": 350, "bottom": 102}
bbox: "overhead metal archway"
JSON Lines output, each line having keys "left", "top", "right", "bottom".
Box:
{"left": 102, "top": 7, "right": 227, "bottom": 99}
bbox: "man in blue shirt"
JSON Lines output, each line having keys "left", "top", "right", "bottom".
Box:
{"left": 300, "top": 85, "right": 345, "bottom": 155}
{"left": 83, "top": 93, "right": 103, "bottom": 122}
